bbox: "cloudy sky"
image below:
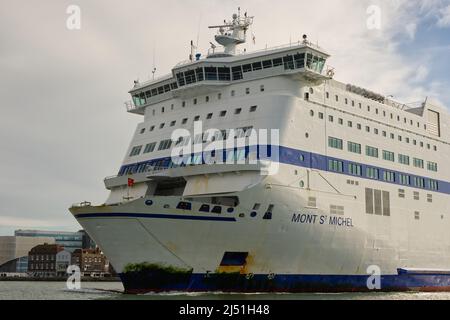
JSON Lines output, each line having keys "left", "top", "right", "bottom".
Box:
{"left": 0, "top": 0, "right": 449, "bottom": 235}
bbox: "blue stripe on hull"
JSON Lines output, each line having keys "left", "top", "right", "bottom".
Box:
{"left": 75, "top": 213, "right": 236, "bottom": 222}
{"left": 119, "top": 272, "right": 450, "bottom": 294}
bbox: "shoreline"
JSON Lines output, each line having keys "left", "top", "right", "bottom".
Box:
{"left": 0, "top": 277, "right": 121, "bottom": 282}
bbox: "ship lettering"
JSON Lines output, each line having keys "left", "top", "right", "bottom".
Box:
{"left": 329, "top": 216, "right": 354, "bottom": 227}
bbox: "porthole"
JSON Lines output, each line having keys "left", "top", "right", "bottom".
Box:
{"left": 250, "top": 212, "right": 258, "bottom": 218}
{"left": 145, "top": 200, "right": 153, "bottom": 206}
{"left": 239, "top": 213, "right": 245, "bottom": 218}
{"left": 310, "top": 110, "right": 314, "bottom": 117}
{"left": 227, "top": 208, "right": 234, "bottom": 213}
{"left": 299, "top": 154, "right": 305, "bottom": 161}
{"left": 305, "top": 133, "right": 309, "bottom": 138}
{"left": 299, "top": 181, "right": 305, "bottom": 188}
{"left": 163, "top": 204, "right": 170, "bottom": 209}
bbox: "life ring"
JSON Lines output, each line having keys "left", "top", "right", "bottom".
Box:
{"left": 267, "top": 273, "right": 275, "bottom": 280}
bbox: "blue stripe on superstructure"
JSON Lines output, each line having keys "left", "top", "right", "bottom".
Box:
{"left": 74, "top": 212, "right": 236, "bottom": 222}
{"left": 118, "top": 145, "right": 449, "bottom": 194}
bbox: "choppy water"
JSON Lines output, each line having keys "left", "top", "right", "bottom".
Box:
{"left": 1, "top": 281, "right": 450, "bottom": 300}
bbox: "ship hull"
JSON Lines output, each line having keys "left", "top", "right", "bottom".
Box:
{"left": 119, "top": 272, "right": 450, "bottom": 294}
{"left": 70, "top": 189, "right": 450, "bottom": 294}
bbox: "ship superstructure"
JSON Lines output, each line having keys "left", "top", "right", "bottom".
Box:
{"left": 70, "top": 10, "right": 450, "bottom": 293}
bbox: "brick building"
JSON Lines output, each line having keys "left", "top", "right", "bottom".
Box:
{"left": 28, "top": 244, "right": 64, "bottom": 277}
{"left": 71, "top": 248, "right": 109, "bottom": 276}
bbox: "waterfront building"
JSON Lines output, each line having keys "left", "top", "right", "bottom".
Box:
{"left": 15, "top": 229, "right": 95, "bottom": 252}
{"left": 71, "top": 248, "right": 109, "bottom": 276}
{"left": 28, "top": 244, "right": 64, "bottom": 277}
{"left": 0, "top": 236, "right": 55, "bottom": 273}
{"left": 55, "top": 250, "right": 72, "bottom": 277}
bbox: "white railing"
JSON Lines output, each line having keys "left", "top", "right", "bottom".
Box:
{"left": 124, "top": 100, "right": 138, "bottom": 112}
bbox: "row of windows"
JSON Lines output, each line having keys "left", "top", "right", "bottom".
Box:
{"left": 327, "top": 159, "right": 439, "bottom": 190}
{"left": 29, "top": 255, "right": 54, "bottom": 261}
{"left": 311, "top": 110, "right": 438, "bottom": 152}
{"left": 131, "top": 126, "right": 255, "bottom": 158}
{"left": 327, "top": 136, "right": 438, "bottom": 172}
{"left": 29, "top": 263, "right": 55, "bottom": 270}
{"left": 139, "top": 105, "right": 258, "bottom": 135}
{"left": 121, "top": 147, "right": 255, "bottom": 176}
{"left": 132, "top": 81, "right": 179, "bottom": 107}
{"left": 175, "top": 51, "right": 325, "bottom": 87}
{"left": 323, "top": 91, "right": 426, "bottom": 131}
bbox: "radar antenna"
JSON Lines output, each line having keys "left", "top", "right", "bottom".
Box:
{"left": 208, "top": 8, "right": 254, "bottom": 55}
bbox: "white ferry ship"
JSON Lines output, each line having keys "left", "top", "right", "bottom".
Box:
{"left": 70, "top": 10, "right": 450, "bottom": 293}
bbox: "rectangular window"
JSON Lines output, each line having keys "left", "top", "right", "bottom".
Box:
{"left": 143, "top": 142, "right": 156, "bottom": 154}
{"left": 366, "top": 146, "right": 379, "bottom": 158}
{"left": 328, "top": 137, "right": 343, "bottom": 150}
{"left": 348, "top": 163, "right": 362, "bottom": 176}
{"left": 366, "top": 167, "right": 379, "bottom": 179}
{"left": 399, "top": 174, "right": 410, "bottom": 185}
{"left": 328, "top": 159, "right": 343, "bottom": 172}
{"left": 413, "top": 158, "right": 424, "bottom": 168}
{"left": 242, "top": 64, "right": 252, "bottom": 73}
{"left": 348, "top": 141, "right": 361, "bottom": 154}
{"left": 413, "top": 177, "right": 425, "bottom": 188}
{"left": 398, "top": 154, "right": 410, "bottom": 165}
{"left": 383, "top": 171, "right": 395, "bottom": 182}
{"left": 272, "top": 58, "right": 283, "bottom": 67}
{"left": 158, "top": 139, "right": 172, "bottom": 151}
{"left": 427, "top": 161, "right": 437, "bottom": 172}
{"left": 129, "top": 146, "right": 142, "bottom": 157}
{"left": 382, "top": 150, "right": 395, "bottom": 162}
{"left": 231, "top": 66, "right": 243, "bottom": 81}
{"left": 252, "top": 62, "right": 262, "bottom": 71}
{"left": 262, "top": 59, "right": 273, "bottom": 69}
{"left": 429, "top": 180, "right": 439, "bottom": 191}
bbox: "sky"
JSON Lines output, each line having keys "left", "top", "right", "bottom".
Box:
{"left": 0, "top": 0, "right": 449, "bottom": 235}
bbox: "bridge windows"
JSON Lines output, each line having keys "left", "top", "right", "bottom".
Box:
{"left": 263, "top": 59, "right": 273, "bottom": 69}
{"left": 232, "top": 66, "right": 243, "bottom": 80}
{"left": 252, "top": 62, "right": 262, "bottom": 71}
{"left": 204, "top": 67, "right": 218, "bottom": 80}
{"left": 218, "top": 67, "right": 231, "bottom": 81}
{"left": 273, "top": 58, "right": 283, "bottom": 67}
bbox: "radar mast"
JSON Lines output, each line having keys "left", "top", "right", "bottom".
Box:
{"left": 208, "top": 8, "right": 254, "bottom": 56}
